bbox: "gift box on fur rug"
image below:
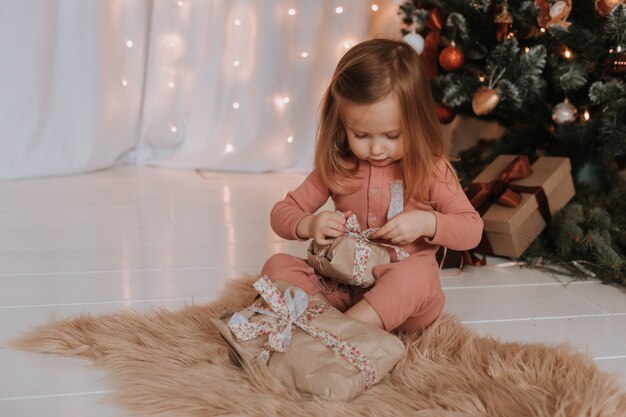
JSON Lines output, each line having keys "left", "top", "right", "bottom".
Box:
{"left": 211, "top": 276, "right": 405, "bottom": 400}
{"left": 9, "top": 275, "right": 626, "bottom": 416}
{"left": 467, "top": 154, "right": 575, "bottom": 258}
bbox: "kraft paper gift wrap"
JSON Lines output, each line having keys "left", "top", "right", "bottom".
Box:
{"left": 470, "top": 155, "right": 575, "bottom": 258}
{"left": 306, "top": 213, "right": 409, "bottom": 288}
{"left": 212, "top": 277, "right": 405, "bottom": 401}
{"left": 306, "top": 234, "right": 391, "bottom": 288}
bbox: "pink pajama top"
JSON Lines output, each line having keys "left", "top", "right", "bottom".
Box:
{"left": 270, "top": 158, "right": 483, "bottom": 258}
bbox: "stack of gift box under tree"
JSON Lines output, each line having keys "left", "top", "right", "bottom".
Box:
{"left": 436, "top": 154, "right": 575, "bottom": 269}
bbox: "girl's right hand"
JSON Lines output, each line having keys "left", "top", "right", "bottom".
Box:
{"left": 300, "top": 210, "right": 352, "bottom": 246}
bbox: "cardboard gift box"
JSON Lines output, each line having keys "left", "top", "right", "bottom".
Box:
{"left": 306, "top": 238, "right": 390, "bottom": 288}
{"left": 469, "top": 155, "right": 575, "bottom": 258}
{"left": 306, "top": 214, "right": 409, "bottom": 288}
{"left": 212, "top": 276, "right": 405, "bottom": 401}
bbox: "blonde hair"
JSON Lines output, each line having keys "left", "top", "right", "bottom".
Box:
{"left": 314, "top": 38, "right": 454, "bottom": 204}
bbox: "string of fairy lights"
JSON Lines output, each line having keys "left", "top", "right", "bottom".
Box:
{"left": 121, "top": 1, "right": 382, "bottom": 157}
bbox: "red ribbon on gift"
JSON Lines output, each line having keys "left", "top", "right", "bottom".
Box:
{"left": 422, "top": 8, "right": 443, "bottom": 79}
{"left": 465, "top": 155, "right": 551, "bottom": 224}
{"left": 466, "top": 155, "right": 531, "bottom": 215}
{"left": 451, "top": 156, "right": 553, "bottom": 267}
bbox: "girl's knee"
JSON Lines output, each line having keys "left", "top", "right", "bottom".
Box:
{"left": 262, "top": 253, "right": 303, "bottom": 276}
{"left": 396, "top": 291, "right": 445, "bottom": 332}
{"left": 261, "top": 253, "right": 320, "bottom": 295}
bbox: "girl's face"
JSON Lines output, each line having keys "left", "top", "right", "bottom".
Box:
{"left": 341, "top": 94, "right": 405, "bottom": 167}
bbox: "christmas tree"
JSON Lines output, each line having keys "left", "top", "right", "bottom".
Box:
{"left": 398, "top": 0, "right": 626, "bottom": 285}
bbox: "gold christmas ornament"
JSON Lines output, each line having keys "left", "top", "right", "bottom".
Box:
{"left": 472, "top": 87, "right": 501, "bottom": 115}
{"left": 472, "top": 67, "right": 506, "bottom": 116}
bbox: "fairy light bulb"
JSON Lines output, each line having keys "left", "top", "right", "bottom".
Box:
{"left": 233, "top": 102, "right": 240, "bottom": 109}
{"left": 234, "top": 19, "right": 241, "bottom": 26}
{"left": 122, "top": 79, "right": 128, "bottom": 87}
{"left": 168, "top": 81, "right": 175, "bottom": 88}
{"left": 170, "top": 126, "right": 178, "bottom": 133}
{"left": 126, "top": 40, "right": 133, "bottom": 48}
{"left": 300, "top": 52, "right": 308, "bottom": 58}
{"left": 540, "top": 27, "right": 546, "bottom": 33}
{"left": 343, "top": 41, "right": 352, "bottom": 49}
{"left": 371, "top": 4, "right": 379, "bottom": 11}
{"left": 176, "top": 0, "right": 184, "bottom": 6}
{"left": 233, "top": 60, "right": 240, "bottom": 67}
{"left": 479, "top": 75, "right": 485, "bottom": 82}
{"left": 287, "top": 136, "right": 294, "bottom": 143}
{"left": 561, "top": 46, "right": 573, "bottom": 59}
{"left": 225, "top": 144, "right": 234, "bottom": 153}
{"left": 524, "top": 46, "right": 530, "bottom": 53}
{"left": 288, "top": 8, "right": 296, "bottom": 15}
{"left": 335, "top": 6, "right": 344, "bottom": 14}
{"left": 583, "top": 109, "right": 590, "bottom": 122}
{"left": 274, "top": 96, "right": 290, "bottom": 107}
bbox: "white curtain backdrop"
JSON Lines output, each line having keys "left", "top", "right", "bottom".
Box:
{"left": 0, "top": 0, "right": 371, "bottom": 180}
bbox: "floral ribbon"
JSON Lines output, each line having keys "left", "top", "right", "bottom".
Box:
{"left": 227, "top": 275, "right": 378, "bottom": 387}
{"left": 316, "top": 214, "right": 410, "bottom": 286}
{"left": 315, "top": 179, "right": 410, "bottom": 285}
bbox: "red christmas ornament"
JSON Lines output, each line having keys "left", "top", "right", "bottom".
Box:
{"left": 439, "top": 42, "right": 465, "bottom": 72}
{"left": 605, "top": 47, "right": 626, "bottom": 75}
{"left": 435, "top": 103, "right": 455, "bottom": 124}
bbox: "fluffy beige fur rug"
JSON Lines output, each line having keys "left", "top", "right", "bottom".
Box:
{"left": 11, "top": 275, "right": 626, "bottom": 417}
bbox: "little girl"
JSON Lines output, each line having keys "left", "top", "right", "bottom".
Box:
{"left": 262, "top": 38, "right": 483, "bottom": 333}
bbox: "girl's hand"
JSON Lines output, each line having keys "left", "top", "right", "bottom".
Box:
{"left": 370, "top": 210, "right": 436, "bottom": 245}
{"left": 298, "top": 210, "right": 353, "bottom": 246}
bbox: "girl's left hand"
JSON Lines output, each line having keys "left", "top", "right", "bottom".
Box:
{"left": 370, "top": 210, "right": 436, "bottom": 245}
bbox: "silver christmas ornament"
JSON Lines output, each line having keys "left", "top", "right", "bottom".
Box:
{"left": 552, "top": 99, "right": 578, "bottom": 124}
{"left": 403, "top": 32, "right": 425, "bottom": 54}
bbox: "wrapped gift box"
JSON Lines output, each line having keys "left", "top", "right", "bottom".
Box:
{"left": 471, "top": 155, "right": 575, "bottom": 258}
{"left": 212, "top": 277, "right": 405, "bottom": 401}
{"left": 305, "top": 213, "right": 409, "bottom": 287}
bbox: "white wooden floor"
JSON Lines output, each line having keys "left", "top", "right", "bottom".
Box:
{"left": 1, "top": 166, "right": 625, "bottom": 416}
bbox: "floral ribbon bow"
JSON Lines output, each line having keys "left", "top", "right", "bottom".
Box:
{"left": 227, "top": 275, "right": 377, "bottom": 387}
{"left": 317, "top": 214, "right": 410, "bottom": 287}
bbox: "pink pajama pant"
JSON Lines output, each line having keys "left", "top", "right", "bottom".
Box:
{"left": 261, "top": 253, "right": 445, "bottom": 332}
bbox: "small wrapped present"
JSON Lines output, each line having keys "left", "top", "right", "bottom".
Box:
{"left": 466, "top": 154, "right": 575, "bottom": 258}
{"left": 212, "top": 276, "right": 405, "bottom": 401}
{"left": 306, "top": 213, "right": 410, "bottom": 287}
